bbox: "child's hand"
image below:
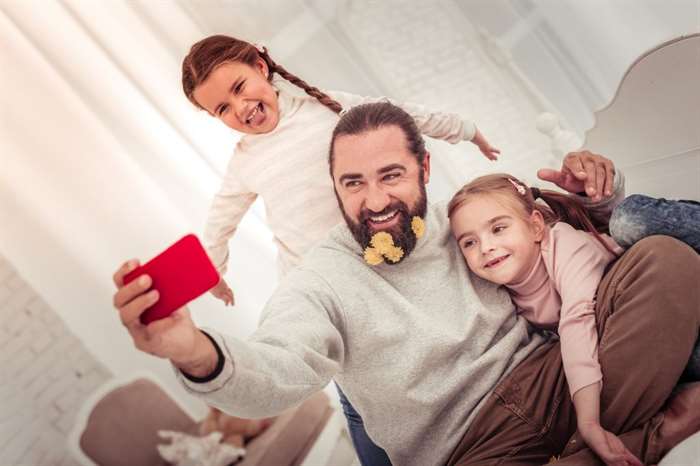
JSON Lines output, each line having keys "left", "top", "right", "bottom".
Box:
{"left": 578, "top": 422, "right": 643, "bottom": 466}
{"left": 471, "top": 128, "right": 500, "bottom": 161}
{"left": 211, "top": 278, "right": 235, "bottom": 306}
{"left": 477, "top": 142, "right": 500, "bottom": 161}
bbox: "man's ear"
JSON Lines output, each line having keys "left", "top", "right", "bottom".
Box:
{"left": 422, "top": 152, "right": 431, "bottom": 184}
{"left": 530, "top": 209, "right": 546, "bottom": 241}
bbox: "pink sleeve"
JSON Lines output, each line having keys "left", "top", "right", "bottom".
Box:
{"left": 550, "top": 223, "right": 615, "bottom": 398}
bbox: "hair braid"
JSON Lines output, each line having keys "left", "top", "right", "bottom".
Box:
{"left": 263, "top": 52, "right": 342, "bottom": 114}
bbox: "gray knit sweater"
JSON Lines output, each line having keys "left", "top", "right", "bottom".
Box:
{"left": 178, "top": 201, "right": 551, "bottom": 466}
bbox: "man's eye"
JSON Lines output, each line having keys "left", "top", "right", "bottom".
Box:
{"left": 345, "top": 181, "right": 361, "bottom": 188}
{"left": 383, "top": 173, "right": 400, "bottom": 181}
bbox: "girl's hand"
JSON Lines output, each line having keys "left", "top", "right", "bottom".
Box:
{"left": 477, "top": 142, "right": 500, "bottom": 161}
{"left": 470, "top": 128, "right": 500, "bottom": 161}
{"left": 211, "top": 277, "right": 235, "bottom": 306}
{"left": 578, "top": 422, "right": 643, "bottom": 466}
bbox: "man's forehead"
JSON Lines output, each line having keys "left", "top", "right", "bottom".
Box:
{"left": 332, "top": 125, "right": 415, "bottom": 174}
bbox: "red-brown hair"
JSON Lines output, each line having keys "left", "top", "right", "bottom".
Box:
{"left": 447, "top": 173, "right": 617, "bottom": 256}
{"left": 182, "top": 35, "right": 342, "bottom": 114}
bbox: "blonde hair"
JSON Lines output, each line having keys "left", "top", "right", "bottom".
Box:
{"left": 448, "top": 173, "right": 617, "bottom": 255}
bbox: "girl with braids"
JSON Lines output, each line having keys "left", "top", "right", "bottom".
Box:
{"left": 181, "top": 35, "right": 500, "bottom": 306}
{"left": 448, "top": 174, "right": 699, "bottom": 466}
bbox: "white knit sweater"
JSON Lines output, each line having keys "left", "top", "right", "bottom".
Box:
{"left": 202, "top": 87, "right": 477, "bottom": 276}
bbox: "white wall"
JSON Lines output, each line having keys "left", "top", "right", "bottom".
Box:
{"left": 458, "top": 0, "right": 700, "bottom": 135}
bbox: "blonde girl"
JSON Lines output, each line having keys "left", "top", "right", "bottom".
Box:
{"left": 447, "top": 174, "right": 644, "bottom": 466}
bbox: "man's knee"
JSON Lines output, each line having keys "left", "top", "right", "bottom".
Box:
{"left": 609, "top": 195, "right": 652, "bottom": 247}
{"left": 625, "top": 235, "right": 698, "bottom": 273}
{"left": 602, "top": 235, "right": 699, "bottom": 312}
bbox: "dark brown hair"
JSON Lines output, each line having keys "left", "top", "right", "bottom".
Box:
{"left": 447, "top": 173, "right": 617, "bottom": 256}
{"left": 182, "top": 35, "right": 342, "bottom": 114}
{"left": 328, "top": 102, "right": 427, "bottom": 175}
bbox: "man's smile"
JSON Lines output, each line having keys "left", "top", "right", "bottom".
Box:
{"left": 366, "top": 209, "right": 401, "bottom": 230}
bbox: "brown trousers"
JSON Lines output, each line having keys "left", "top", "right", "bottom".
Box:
{"left": 447, "top": 236, "right": 700, "bottom": 466}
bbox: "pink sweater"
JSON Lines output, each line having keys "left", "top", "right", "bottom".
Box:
{"left": 507, "top": 222, "right": 623, "bottom": 397}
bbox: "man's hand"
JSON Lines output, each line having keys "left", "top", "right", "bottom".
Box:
{"left": 112, "top": 260, "right": 218, "bottom": 376}
{"left": 537, "top": 150, "right": 615, "bottom": 202}
{"left": 578, "top": 422, "right": 643, "bottom": 466}
{"left": 211, "top": 277, "right": 235, "bottom": 306}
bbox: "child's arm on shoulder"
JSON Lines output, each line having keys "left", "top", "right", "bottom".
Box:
{"left": 329, "top": 91, "right": 499, "bottom": 160}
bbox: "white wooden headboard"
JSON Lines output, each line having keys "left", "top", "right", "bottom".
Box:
{"left": 583, "top": 33, "right": 700, "bottom": 201}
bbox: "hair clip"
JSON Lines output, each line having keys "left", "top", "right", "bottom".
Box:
{"left": 507, "top": 178, "right": 527, "bottom": 196}
{"left": 252, "top": 42, "right": 266, "bottom": 54}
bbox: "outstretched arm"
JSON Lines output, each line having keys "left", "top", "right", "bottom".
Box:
{"left": 330, "top": 91, "right": 499, "bottom": 160}
{"left": 112, "top": 261, "right": 345, "bottom": 418}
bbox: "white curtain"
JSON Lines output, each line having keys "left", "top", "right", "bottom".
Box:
{"left": 1, "top": 0, "right": 277, "bottom": 414}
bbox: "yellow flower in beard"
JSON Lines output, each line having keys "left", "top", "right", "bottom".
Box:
{"left": 411, "top": 216, "right": 425, "bottom": 239}
{"left": 370, "top": 231, "right": 394, "bottom": 253}
{"left": 364, "top": 247, "right": 384, "bottom": 265}
{"left": 383, "top": 245, "right": 404, "bottom": 263}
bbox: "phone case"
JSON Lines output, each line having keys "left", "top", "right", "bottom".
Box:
{"left": 123, "top": 234, "right": 220, "bottom": 325}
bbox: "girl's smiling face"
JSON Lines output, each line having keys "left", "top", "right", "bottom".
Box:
{"left": 193, "top": 59, "right": 280, "bottom": 135}
{"left": 450, "top": 194, "right": 545, "bottom": 285}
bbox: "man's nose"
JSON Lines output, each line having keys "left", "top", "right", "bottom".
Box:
{"left": 365, "top": 184, "right": 391, "bottom": 213}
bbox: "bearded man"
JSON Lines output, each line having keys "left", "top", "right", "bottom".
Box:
{"left": 112, "top": 102, "right": 700, "bottom": 466}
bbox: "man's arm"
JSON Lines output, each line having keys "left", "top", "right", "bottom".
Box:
{"left": 112, "top": 260, "right": 344, "bottom": 419}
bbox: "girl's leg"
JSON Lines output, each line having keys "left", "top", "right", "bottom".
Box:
{"left": 610, "top": 194, "right": 700, "bottom": 252}
{"left": 335, "top": 383, "right": 392, "bottom": 466}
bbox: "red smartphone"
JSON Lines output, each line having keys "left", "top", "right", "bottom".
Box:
{"left": 123, "top": 234, "right": 220, "bottom": 325}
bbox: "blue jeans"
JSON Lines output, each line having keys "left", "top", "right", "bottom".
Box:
{"left": 335, "top": 384, "right": 392, "bottom": 466}
{"left": 610, "top": 194, "right": 700, "bottom": 380}
{"left": 610, "top": 194, "right": 700, "bottom": 252}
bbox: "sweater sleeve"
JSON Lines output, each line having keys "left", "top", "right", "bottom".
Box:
{"left": 330, "top": 90, "right": 477, "bottom": 143}
{"left": 551, "top": 223, "right": 613, "bottom": 398}
{"left": 202, "top": 153, "right": 258, "bottom": 275}
{"left": 174, "top": 268, "right": 344, "bottom": 418}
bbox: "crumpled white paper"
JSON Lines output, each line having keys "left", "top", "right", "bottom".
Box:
{"left": 157, "top": 430, "right": 246, "bottom": 466}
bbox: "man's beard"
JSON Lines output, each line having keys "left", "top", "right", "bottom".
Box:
{"left": 339, "top": 181, "right": 427, "bottom": 265}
